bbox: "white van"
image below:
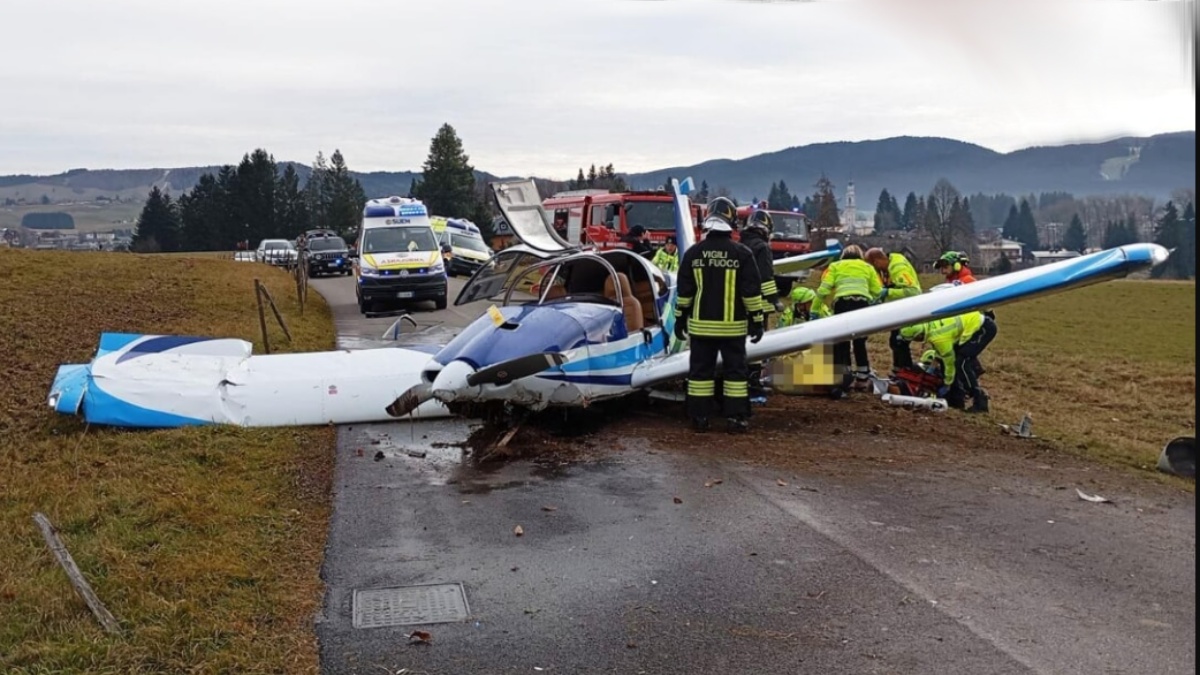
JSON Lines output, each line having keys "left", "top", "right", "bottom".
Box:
{"left": 432, "top": 216, "right": 492, "bottom": 277}
{"left": 352, "top": 196, "right": 447, "bottom": 314}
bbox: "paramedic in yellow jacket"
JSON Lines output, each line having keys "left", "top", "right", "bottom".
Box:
{"left": 865, "top": 247, "right": 922, "bottom": 371}
{"left": 651, "top": 236, "right": 679, "bottom": 273}
{"left": 778, "top": 286, "right": 816, "bottom": 327}
{"left": 811, "top": 245, "right": 883, "bottom": 393}
{"left": 898, "top": 311, "right": 997, "bottom": 412}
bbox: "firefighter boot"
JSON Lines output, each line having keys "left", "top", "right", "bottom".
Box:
{"left": 726, "top": 416, "right": 749, "bottom": 434}
{"left": 691, "top": 416, "right": 710, "bottom": 433}
{"left": 968, "top": 388, "right": 990, "bottom": 414}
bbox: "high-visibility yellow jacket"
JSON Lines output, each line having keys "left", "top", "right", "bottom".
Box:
{"left": 813, "top": 258, "right": 883, "bottom": 315}
{"left": 651, "top": 247, "right": 679, "bottom": 273}
{"left": 910, "top": 311, "right": 985, "bottom": 384}
{"left": 881, "top": 252, "right": 920, "bottom": 302}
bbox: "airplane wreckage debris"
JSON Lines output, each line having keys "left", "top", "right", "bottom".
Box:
{"left": 46, "top": 176, "right": 1170, "bottom": 434}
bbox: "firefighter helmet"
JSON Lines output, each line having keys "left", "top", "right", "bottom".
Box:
{"left": 746, "top": 209, "right": 773, "bottom": 235}
{"left": 703, "top": 197, "right": 737, "bottom": 232}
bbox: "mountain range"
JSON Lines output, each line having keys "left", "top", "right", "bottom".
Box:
{"left": 1, "top": 131, "right": 1193, "bottom": 210}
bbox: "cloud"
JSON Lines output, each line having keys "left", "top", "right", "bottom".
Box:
{"left": 0, "top": 0, "right": 1193, "bottom": 177}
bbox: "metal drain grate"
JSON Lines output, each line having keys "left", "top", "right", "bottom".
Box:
{"left": 352, "top": 583, "right": 471, "bottom": 629}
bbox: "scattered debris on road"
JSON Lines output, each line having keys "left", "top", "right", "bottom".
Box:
{"left": 1075, "top": 488, "right": 1113, "bottom": 504}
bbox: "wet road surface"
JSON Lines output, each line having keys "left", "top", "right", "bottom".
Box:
{"left": 309, "top": 274, "right": 1195, "bottom": 675}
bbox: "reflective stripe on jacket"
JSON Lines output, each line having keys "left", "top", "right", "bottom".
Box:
{"left": 923, "top": 311, "right": 985, "bottom": 384}
{"left": 675, "top": 235, "right": 764, "bottom": 338}
{"left": 814, "top": 258, "right": 883, "bottom": 314}
{"left": 883, "top": 252, "right": 921, "bottom": 301}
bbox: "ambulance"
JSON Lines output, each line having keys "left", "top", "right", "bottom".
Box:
{"left": 351, "top": 196, "right": 448, "bottom": 314}
{"left": 430, "top": 216, "right": 492, "bottom": 277}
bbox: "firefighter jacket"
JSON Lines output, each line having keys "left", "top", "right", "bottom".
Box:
{"left": 739, "top": 229, "right": 779, "bottom": 310}
{"left": 675, "top": 233, "right": 764, "bottom": 338}
{"left": 651, "top": 247, "right": 679, "bottom": 273}
{"left": 813, "top": 258, "right": 883, "bottom": 315}
{"left": 906, "top": 311, "right": 985, "bottom": 385}
{"left": 880, "top": 252, "right": 921, "bottom": 302}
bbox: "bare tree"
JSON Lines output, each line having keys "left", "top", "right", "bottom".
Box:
{"left": 922, "top": 178, "right": 970, "bottom": 251}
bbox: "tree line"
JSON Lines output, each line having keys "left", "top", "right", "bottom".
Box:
{"left": 132, "top": 123, "right": 504, "bottom": 252}
{"left": 131, "top": 149, "right": 367, "bottom": 253}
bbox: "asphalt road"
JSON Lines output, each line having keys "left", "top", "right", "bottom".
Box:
{"left": 309, "top": 273, "right": 1195, "bottom": 675}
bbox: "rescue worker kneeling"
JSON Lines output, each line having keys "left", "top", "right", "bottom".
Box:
{"left": 897, "top": 311, "right": 997, "bottom": 412}
{"left": 674, "top": 196, "right": 765, "bottom": 434}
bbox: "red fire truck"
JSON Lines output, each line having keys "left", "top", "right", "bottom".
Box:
{"left": 736, "top": 206, "right": 813, "bottom": 293}
{"left": 543, "top": 189, "right": 705, "bottom": 250}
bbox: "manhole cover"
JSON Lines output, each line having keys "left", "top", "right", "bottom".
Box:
{"left": 352, "top": 583, "right": 471, "bottom": 629}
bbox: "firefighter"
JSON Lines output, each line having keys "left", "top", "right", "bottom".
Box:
{"left": 897, "top": 311, "right": 997, "bottom": 412}
{"left": 651, "top": 236, "right": 680, "bottom": 273}
{"left": 674, "top": 196, "right": 765, "bottom": 434}
{"left": 811, "top": 245, "right": 883, "bottom": 393}
{"left": 935, "top": 251, "right": 977, "bottom": 285}
{"left": 779, "top": 286, "right": 816, "bottom": 327}
{"left": 740, "top": 209, "right": 780, "bottom": 404}
{"left": 865, "top": 247, "right": 923, "bottom": 371}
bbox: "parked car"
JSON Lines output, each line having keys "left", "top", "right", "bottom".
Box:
{"left": 303, "top": 232, "right": 352, "bottom": 276}
{"left": 256, "top": 239, "right": 298, "bottom": 268}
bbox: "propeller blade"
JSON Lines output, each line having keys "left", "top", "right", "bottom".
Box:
{"left": 466, "top": 352, "right": 567, "bottom": 387}
{"left": 385, "top": 382, "right": 433, "bottom": 418}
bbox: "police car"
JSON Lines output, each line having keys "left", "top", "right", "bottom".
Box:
{"left": 351, "top": 197, "right": 448, "bottom": 314}
{"left": 302, "top": 229, "right": 352, "bottom": 277}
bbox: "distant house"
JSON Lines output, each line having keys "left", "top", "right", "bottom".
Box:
{"left": 976, "top": 238, "right": 1025, "bottom": 269}
{"left": 1030, "top": 249, "right": 1081, "bottom": 266}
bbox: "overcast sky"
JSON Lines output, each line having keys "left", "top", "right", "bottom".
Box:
{"left": 0, "top": 0, "right": 1194, "bottom": 178}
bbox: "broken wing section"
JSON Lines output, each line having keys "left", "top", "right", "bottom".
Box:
{"left": 48, "top": 332, "right": 451, "bottom": 428}
{"left": 632, "top": 243, "right": 1169, "bottom": 389}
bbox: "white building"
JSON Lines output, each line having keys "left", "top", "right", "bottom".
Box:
{"left": 1030, "top": 249, "right": 1081, "bottom": 266}
{"left": 976, "top": 238, "right": 1024, "bottom": 269}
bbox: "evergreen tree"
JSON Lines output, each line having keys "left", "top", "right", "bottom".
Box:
{"left": 1063, "top": 213, "right": 1087, "bottom": 253}
{"left": 1004, "top": 200, "right": 1039, "bottom": 248}
{"left": 1102, "top": 218, "right": 1138, "bottom": 248}
{"left": 810, "top": 174, "right": 840, "bottom": 241}
{"left": 325, "top": 149, "right": 367, "bottom": 238}
{"left": 132, "top": 186, "right": 180, "bottom": 252}
{"left": 413, "top": 124, "right": 481, "bottom": 219}
{"left": 1152, "top": 201, "right": 1196, "bottom": 279}
{"left": 900, "top": 192, "right": 920, "bottom": 231}
{"left": 178, "top": 173, "right": 224, "bottom": 251}
{"left": 697, "top": 180, "right": 710, "bottom": 202}
{"left": 873, "top": 188, "right": 902, "bottom": 232}
{"left": 305, "top": 151, "right": 332, "bottom": 230}
{"left": 232, "top": 148, "right": 278, "bottom": 247}
{"left": 275, "top": 163, "right": 309, "bottom": 238}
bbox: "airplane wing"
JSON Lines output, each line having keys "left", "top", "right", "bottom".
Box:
{"left": 771, "top": 240, "right": 843, "bottom": 276}
{"left": 631, "top": 242, "right": 1168, "bottom": 389}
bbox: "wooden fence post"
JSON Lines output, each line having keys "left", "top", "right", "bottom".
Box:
{"left": 258, "top": 283, "right": 292, "bottom": 343}
{"left": 33, "top": 512, "right": 122, "bottom": 635}
{"left": 254, "top": 279, "right": 272, "bottom": 354}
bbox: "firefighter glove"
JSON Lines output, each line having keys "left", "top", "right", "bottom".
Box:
{"left": 771, "top": 298, "right": 785, "bottom": 314}
{"left": 673, "top": 317, "right": 688, "bottom": 343}
{"left": 749, "top": 319, "right": 764, "bottom": 344}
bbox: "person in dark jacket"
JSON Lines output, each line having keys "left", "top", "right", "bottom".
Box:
{"left": 739, "top": 209, "right": 780, "bottom": 403}
{"left": 675, "top": 197, "right": 765, "bottom": 433}
{"left": 621, "top": 225, "right": 654, "bottom": 256}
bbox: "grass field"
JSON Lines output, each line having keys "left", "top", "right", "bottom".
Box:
{"left": 866, "top": 275, "right": 1196, "bottom": 477}
{"left": 0, "top": 201, "right": 144, "bottom": 233}
{"left": 0, "top": 249, "right": 336, "bottom": 673}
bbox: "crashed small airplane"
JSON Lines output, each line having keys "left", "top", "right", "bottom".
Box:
{"left": 47, "top": 178, "right": 1170, "bottom": 428}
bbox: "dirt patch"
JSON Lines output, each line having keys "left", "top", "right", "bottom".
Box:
{"left": 479, "top": 389, "right": 1189, "bottom": 496}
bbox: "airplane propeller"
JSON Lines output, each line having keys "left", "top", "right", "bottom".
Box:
{"left": 466, "top": 352, "right": 567, "bottom": 387}
{"left": 385, "top": 382, "right": 432, "bottom": 418}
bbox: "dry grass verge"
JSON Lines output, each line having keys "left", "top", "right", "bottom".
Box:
{"left": 0, "top": 249, "right": 335, "bottom": 674}
{"left": 867, "top": 276, "right": 1195, "bottom": 480}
